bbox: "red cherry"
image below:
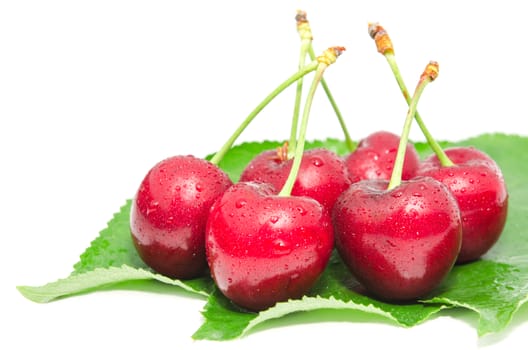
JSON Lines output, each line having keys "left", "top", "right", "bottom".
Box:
{"left": 344, "top": 131, "right": 420, "bottom": 183}
{"left": 417, "top": 147, "right": 509, "bottom": 263}
{"left": 205, "top": 182, "right": 334, "bottom": 311}
{"left": 130, "top": 155, "right": 233, "bottom": 279}
{"left": 332, "top": 177, "right": 462, "bottom": 301}
{"left": 239, "top": 148, "right": 351, "bottom": 213}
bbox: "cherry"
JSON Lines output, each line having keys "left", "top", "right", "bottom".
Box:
{"left": 205, "top": 182, "right": 333, "bottom": 311}
{"left": 420, "top": 146, "right": 501, "bottom": 173}
{"left": 344, "top": 130, "right": 420, "bottom": 183}
{"left": 206, "top": 47, "right": 344, "bottom": 310}
{"left": 332, "top": 177, "right": 462, "bottom": 300}
{"left": 239, "top": 146, "right": 351, "bottom": 214}
{"left": 130, "top": 156, "right": 232, "bottom": 279}
{"left": 417, "top": 147, "right": 508, "bottom": 263}
{"left": 332, "top": 62, "right": 462, "bottom": 300}
{"left": 130, "top": 52, "right": 327, "bottom": 279}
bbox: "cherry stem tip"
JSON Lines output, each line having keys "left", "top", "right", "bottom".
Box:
{"left": 317, "top": 46, "right": 346, "bottom": 66}
{"left": 368, "top": 22, "right": 394, "bottom": 55}
{"left": 296, "top": 9, "right": 313, "bottom": 41}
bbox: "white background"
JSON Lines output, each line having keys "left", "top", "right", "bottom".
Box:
{"left": 2, "top": 1, "right": 527, "bottom": 349}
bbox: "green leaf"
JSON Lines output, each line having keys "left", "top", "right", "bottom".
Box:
{"left": 424, "top": 261, "right": 528, "bottom": 336}
{"left": 17, "top": 265, "right": 210, "bottom": 303}
{"left": 17, "top": 133, "right": 528, "bottom": 341}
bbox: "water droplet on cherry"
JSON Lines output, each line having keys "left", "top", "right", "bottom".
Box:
{"left": 146, "top": 201, "right": 160, "bottom": 215}
{"left": 296, "top": 206, "right": 307, "bottom": 216}
{"left": 269, "top": 216, "right": 279, "bottom": 224}
{"left": 272, "top": 238, "right": 292, "bottom": 255}
{"left": 235, "top": 199, "right": 247, "bottom": 208}
{"left": 312, "top": 157, "right": 324, "bottom": 167}
{"left": 386, "top": 239, "right": 396, "bottom": 247}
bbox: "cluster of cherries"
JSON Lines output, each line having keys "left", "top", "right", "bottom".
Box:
{"left": 129, "top": 16, "right": 508, "bottom": 312}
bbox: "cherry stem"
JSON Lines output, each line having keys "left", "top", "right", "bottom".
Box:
{"left": 385, "top": 53, "right": 453, "bottom": 167}
{"left": 387, "top": 62, "right": 438, "bottom": 190}
{"left": 307, "top": 45, "right": 354, "bottom": 152}
{"left": 369, "top": 22, "right": 454, "bottom": 167}
{"left": 279, "top": 47, "right": 345, "bottom": 196}
{"left": 288, "top": 14, "right": 312, "bottom": 158}
{"left": 289, "top": 10, "right": 353, "bottom": 155}
{"left": 209, "top": 60, "right": 319, "bottom": 166}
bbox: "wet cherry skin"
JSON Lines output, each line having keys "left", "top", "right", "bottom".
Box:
{"left": 239, "top": 148, "right": 351, "bottom": 213}
{"left": 130, "top": 155, "right": 233, "bottom": 279}
{"left": 417, "top": 147, "right": 509, "bottom": 263}
{"left": 344, "top": 131, "right": 420, "bottom": 183}
{"left": 205, "top": 182, "right": 334, "bottom": 311}
{"left": 332, "top": 177, "right": 462, "bottom": 301}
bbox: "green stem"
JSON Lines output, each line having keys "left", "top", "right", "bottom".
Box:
{"left": 279, "top": 63, "right": 328, "bottom": 196}
{"left": 288, "top": 39, "right": 311, "bottom": 158}
{"left": 387, "top": 76, "right": 432, "bottom": 190}
{"left": 385, "top": 53, "right": 454, "bottom": 167}
{"left": 308, "top": 45, "right": 354, "bottom": 152}
{"left": 209, "top": 60, "right": 319, "bottom": 165}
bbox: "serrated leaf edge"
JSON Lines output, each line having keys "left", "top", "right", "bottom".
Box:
{"left": 17, "top": 264, "right": 209, "bottom": 303}
{"left": 425, "top": 294, "right": 528, "bottom": 336}
{"left": 73, "top": 200, "right": 134, "bottom": 273}
{"left": 240, "top": 295, "right": 447, "bottom": 337}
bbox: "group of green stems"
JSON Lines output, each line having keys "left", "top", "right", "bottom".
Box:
{"left": 209, "top": 13, "right": 454, "bottom": 196}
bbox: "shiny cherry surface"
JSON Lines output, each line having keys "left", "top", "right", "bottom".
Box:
{"left": 240, "top": 148, "right": 350, "bottom": 213}
{"left": 332, "top": 177, "right": 462, "bottom": 301}
{"left": 130, "top": 155, "right": 233, "bottom": 279}
{"left": 418, "top": 147, "right": 508, "bottom": 263}
{"left": 206, "top": 182, "right": 334, "bottom": 311}
{"left": 344, "top": 131, "right": 420, "bottom": 183}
